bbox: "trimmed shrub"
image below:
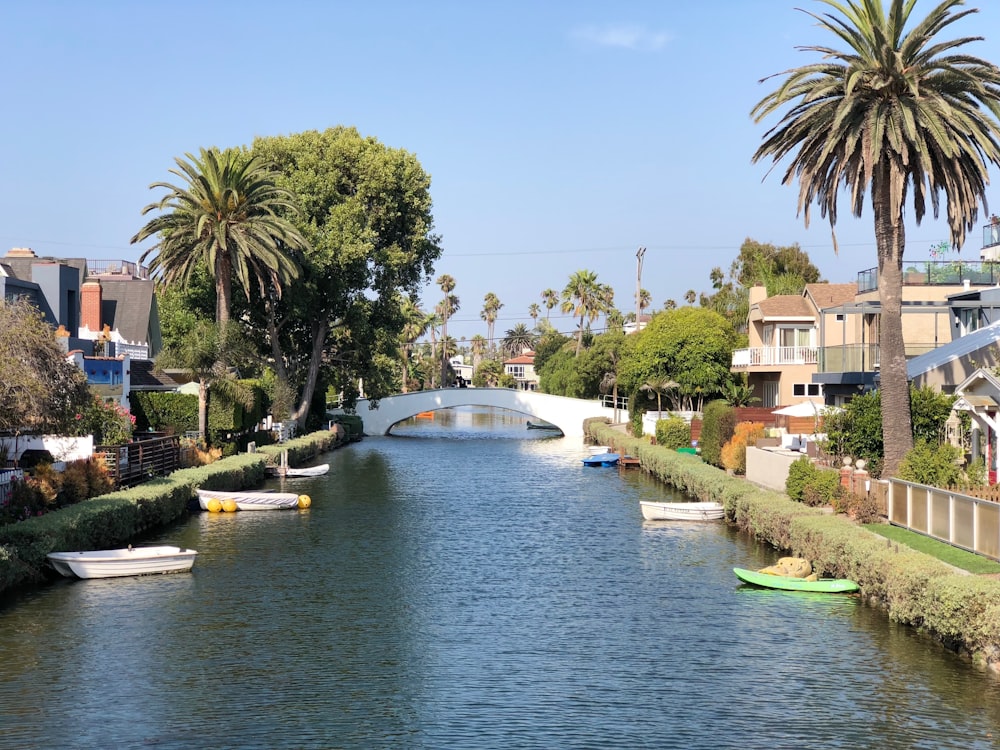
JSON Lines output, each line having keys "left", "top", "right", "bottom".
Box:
{"left": 897, "top": 440, "right": 963, "bottom": 488}
{"left": 655, "top": 416, "right": 691, "bottom": 449}
{"left": 721, "top": 422, "right": 764, "bottom": 475}
{"left": 700, "top": 400, "right": 736, "bottom": 467}
{"left": 785, "top": 456, "right": 816, "bottom": 503}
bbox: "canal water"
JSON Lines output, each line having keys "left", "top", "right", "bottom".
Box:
{"left": 1, "top": 407, "right": 1000, "bottom": 749}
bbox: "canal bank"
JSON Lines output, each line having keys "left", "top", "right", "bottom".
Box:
{"left": 0, "top": 428, "right": 352, "bottom": 596}
{"left": 586, "top": 419, "right": 1000, "bottom": 672}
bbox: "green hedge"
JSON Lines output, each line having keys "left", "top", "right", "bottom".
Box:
{"left": 585, "top": 421, "right": 1000, "bottom": 669}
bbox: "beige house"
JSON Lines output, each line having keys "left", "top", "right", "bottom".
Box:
{"left": 732, "top": 283, "right": 855, "bottom": 408}
{"left": 504, "top": 351, "right": 539, "bottom": 391}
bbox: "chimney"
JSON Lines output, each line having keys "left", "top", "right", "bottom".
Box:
{"left": 749, "top": 284, "right": 768, "bottom": 306}
{"left": 6, "top": 247, "right": 37, "bottom": 258}
{"left": 81, "top": 278, "right": 102, "bottom": 334}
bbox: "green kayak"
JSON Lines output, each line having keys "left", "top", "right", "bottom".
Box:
{"left": 733, "top": 567, "right": 859, "bottom": 593}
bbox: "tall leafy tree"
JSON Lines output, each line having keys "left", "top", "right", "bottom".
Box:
{"left": 250, "top": 127, "right": 442, "bottom": 426}
{"left": 0, "top": 299, "right": 91, "bottom": 437}
{"left": 131, "top": 147, "right": 307, "bottom": 327}
{"left": 752, "top": 0, "right": 1000, "bottom": 474}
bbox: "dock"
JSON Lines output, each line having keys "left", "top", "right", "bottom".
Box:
{"left": 619, "top": 455, "right": 641, "bottom": 470}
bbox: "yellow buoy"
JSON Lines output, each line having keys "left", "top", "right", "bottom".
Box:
{"left": 297, "top": 494, "right": 312, "bottom": 509}
{"left": 221, "top": 498, "right": 239, "bottom": 513}
{"left": 206, "top": 498, "right": 223, "bottom": 513}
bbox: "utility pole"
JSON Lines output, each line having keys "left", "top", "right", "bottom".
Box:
{"left": 635, "top": 246, "right": 646, "bottom": 327}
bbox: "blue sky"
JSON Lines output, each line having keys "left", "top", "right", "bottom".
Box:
{"left": 2, "top": 1, "right": 999, "bottom": 343}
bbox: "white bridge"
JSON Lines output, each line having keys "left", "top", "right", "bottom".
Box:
{"left": 353, "top": 388, "right": 615, "bottom": 436}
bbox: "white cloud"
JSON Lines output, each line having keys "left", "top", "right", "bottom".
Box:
{"left": 570, "top": 24, "right": 671, "bottom": 52}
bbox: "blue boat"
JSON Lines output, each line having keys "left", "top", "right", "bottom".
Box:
{"left": 582, "top": 453, "right": 620, "bottom": 467}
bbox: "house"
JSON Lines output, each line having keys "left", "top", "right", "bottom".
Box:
{"left": 2, "top": 248, "right": 170, "bottom": 412}
{"left": 449, "top": 356, "right": 474, "bottom": 386}
{"left": 732, "top": 283, "right": 855, "bottom": 408}
{"left": 1, "top": 248, "right": 161, "bottom": 360}
{"left": 504, "top": 351, "right": 539, "bottom": 391}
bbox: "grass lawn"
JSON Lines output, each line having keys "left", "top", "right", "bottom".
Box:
{"left": 864, "top": 523, "right": 1000, "bottom": 575}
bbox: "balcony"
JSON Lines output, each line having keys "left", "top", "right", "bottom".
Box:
{"left": 732, "top": 346, "right": 818, "bottom": 368}
{"left": 856, "top": 259, "right": 1000, "bottom": 293}
{"left": 87, "top": 260, "right": 150, "bottom": 279}
{"left": 816, "top": 343, "right": 938, "bottom": 373}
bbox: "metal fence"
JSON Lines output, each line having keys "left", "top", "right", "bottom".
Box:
{"left": 94, "top": 436, "right": 181, "bottom": 489}
{"left": 885, "top": 478, "right": 1000, "bottom": 561}
{"left": 0, "top": 469, "right": 24, "bottom": 508}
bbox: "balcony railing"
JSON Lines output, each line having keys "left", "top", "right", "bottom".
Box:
{"left": 87, "top": 260, "right": 150, "bottom": 279}
{"left": 985, "top": 222, "right": 1000, "bottom": 250}
{"left": 732, "top": 346, "right": 818, "bottom": 367}
{"left": 857, "top": 259, "right": 1000, "bottom": 293}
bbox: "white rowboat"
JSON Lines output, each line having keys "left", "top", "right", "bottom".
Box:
{"left": 640, "top": 501, "right": 725, "bottom": 521}
{"left": 47, "top": 545, "right": 197, "bottom": 579}
{"left": 267, "top": 463, "right": 329, "bottom": 478}
{"left": 196, "top": 488, "right": 302, "bottom": 511}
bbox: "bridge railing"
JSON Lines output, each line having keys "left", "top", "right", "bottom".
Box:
{"left": 600, "top": 394, "right": 628, "bottom": 411}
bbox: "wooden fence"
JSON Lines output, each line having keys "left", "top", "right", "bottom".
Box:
{"left": 94, "top": 436, "right": 181, "bottom": 489}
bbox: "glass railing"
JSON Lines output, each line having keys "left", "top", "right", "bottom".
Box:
{"left": 857, "top": 260, "right": 1000, "bottom": 292}
{"left": 817, "top": 344, "right": 937, "bottom": 373}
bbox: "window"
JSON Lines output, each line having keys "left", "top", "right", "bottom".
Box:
{"left": 792, "top": 383, "right": 822, "bottom": 397}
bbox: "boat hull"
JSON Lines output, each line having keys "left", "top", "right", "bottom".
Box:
{"left": 582, "top": 453, "right": 620, "bottom": 467}
{"left": 733, "top": 567, "right": 859, "bottom": 593}
{"left": 196, "top": 488, "right": 300, "bottom": 511}
{"left": 266, "top": 463, "right": 330, "bottom": 478}
{"left": 47, "top": 546, "right": 197, "bottom": 579}
{"left": 641, "top": 501, "right": 724, "bottom": 521}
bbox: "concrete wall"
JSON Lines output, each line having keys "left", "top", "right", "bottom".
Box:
{"left": 745, "top": 446, "right": 802, "bottom": 492}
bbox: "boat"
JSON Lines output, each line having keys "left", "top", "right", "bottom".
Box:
{"left": 582, "top": 453, "right": 620, "bottom": 467}
{"left": 47, "top": 545, "right": 198, "bottom": 579}
{"left": 267, "top": 463, "right": 330, "bottom": 478}
{"left": 733, "top": 567, "right": 860, "bottom": 593}
{"left": 640, "top": 501, "right": 724, "bottom": 521}
{"left": 195, "top": 488, "right": 306, "bottom": 511}
{"left": 526, "top": 420, "right": 560, "bottom": 431}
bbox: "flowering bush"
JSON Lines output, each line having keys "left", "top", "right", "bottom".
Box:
{"left": 73, "top": 395, "right": 136, "bottom": 446}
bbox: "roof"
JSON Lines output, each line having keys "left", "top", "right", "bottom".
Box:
{"left": 97, "top": 278, "right": 160, "bottom": 352}
{"left": 129, "top": 360, "right": 180, "bottom": 391}
{"left": 504, "top": 354, "right": 535, "bottom": 365}
{"left": 755, "top": 295, "right": 814, "bottom": 319}
{"left": 806, "top": 283, "right": 857, "bottom": 309}
{"left": 907, "top": 318, "right": 1000, "bottom": 380}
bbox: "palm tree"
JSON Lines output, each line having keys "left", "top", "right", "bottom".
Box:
{"left": 640, "top": 378, "right": 677, "bottom": 416}
{"left": 436, "top": 274, "right": 458, "bottom": 386}
{"left": 501, "top": 323, "right": 537, "bottom": 358}
{"left": 561, "top": 269, "right": 608, "bottom": 356}
{"left": 752, "top": 0, "right": 1000, "bottom": 474}
{"left": 481, "top": 292, "right": 503, "bottom": 353}
{"left": 639, "top": 288, "right": 651, "bottom": 316}
{"left": 132, "top": 147, "right": 307, "bottom": 327}
{"left": 398, "top": 297, "right": 430, "bottom": 393}
{"left": 528, "top": 303, "right": 540, "bottom": 327}
{"left": 155, "top": 320, "right": 253, "bottom": 445}
{"left": 470, "top": 334, "right": 488, "bottom": 371}
{"left": 541, "top": 288, "right": 559, "bottom": 320}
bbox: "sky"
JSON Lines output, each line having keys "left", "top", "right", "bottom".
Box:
{"left": 2, "top": 1, "right": 1000, "bottom": 344}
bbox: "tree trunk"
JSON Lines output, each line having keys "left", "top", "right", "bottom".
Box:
{"left": 292, "top": 317, "right": 329, "bottom": 429}
{"left": 874, "top": 173, "right": 913, "bottom": 476}
{"left": 198, "top": 378, "right": 210, "bottom": 445}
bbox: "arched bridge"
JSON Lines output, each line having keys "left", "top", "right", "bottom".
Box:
{"left": 353, "top": 388, "right": 614, "bottom": 437}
